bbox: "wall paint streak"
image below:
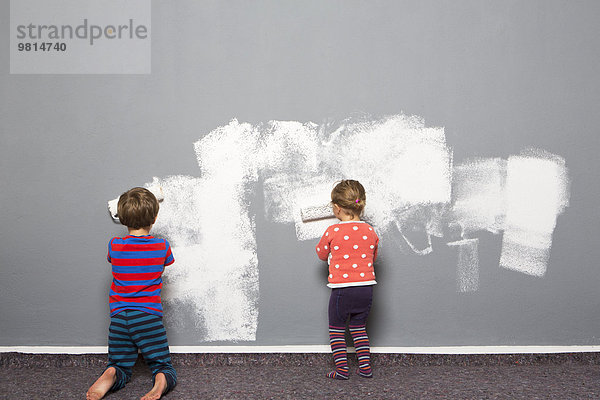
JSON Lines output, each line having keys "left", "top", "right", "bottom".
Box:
{"left": 448, "top": 239, "right": 480, "bottom": 293}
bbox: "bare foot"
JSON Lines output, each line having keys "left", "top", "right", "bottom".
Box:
{"left": 86, "top": 367, "right": 117, "bottom": 400}
{"left": 140, "top": 372, "right": 168, "bottom": 400}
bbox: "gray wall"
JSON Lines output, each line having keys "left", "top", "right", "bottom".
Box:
{"left": 1, "top": 1, "right": 599, "bottom": 347}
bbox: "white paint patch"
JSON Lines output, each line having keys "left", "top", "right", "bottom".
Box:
{"left": 448, "top": 239, "right": 480, "bottom": 293}
{"left": 293, "top": 180, "right": 339, "bottom": 240}
{"left": 260, "top": 114, "right": 452, "bottom": 241}
{"left": 452, "top": 158, "right": 507, "bottom": 235}
{"left": 147, "top": 120, "right": 260, "bottom": 342}
{"left": 448, "top": 158, "right": 506, "bottom": 287}
{"left": 263, "top": 174, "right": 338, "bottom": 240}
{"left": 499, "top": 150, "right": 570, "bottom": 277}
{"left": 150, "top": 176, "right": 204, "bottom": 247}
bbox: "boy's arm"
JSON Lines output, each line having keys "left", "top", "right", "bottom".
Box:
{"left": 107, "top": 238, "right": 115, "bottom": 263}
{"left": 164, "top": 240, "right": 175, "bottom": 266}
{"left": 315, "top": 228, "right": 332, "bottom": 261}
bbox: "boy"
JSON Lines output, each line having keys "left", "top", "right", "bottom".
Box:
{"left": 87, "top": 187, "right": 177, "bottom": 400}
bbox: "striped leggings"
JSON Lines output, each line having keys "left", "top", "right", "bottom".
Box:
{"left": 107, "top": 310, "right": 177, "bottom": 393}
{"left": 328, "top": 286, "right": 374, "bottom": 378}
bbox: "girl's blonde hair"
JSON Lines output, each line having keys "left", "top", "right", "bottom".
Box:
{"left": 331, "top": 179, "right": 366, "bottom": 218}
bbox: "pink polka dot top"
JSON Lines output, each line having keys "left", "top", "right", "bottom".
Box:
{"left": 316, "top": 221, "right": 379, "bottom": 288}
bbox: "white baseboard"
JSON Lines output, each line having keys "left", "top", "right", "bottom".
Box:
{"left": 1, "top": 345, "right": 599, "bottom": 355}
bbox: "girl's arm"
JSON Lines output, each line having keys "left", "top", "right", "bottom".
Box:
{"left": 315, "top": 228, "right": 332, "bottom": 261}
{"left": 373, "top": 235, "right": 379, "bottom": 262}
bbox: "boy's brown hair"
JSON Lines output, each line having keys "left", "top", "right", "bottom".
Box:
{"left": 117, "top": 187, "right": 159, "bottom": 229}
{"left": 331, "top": 179, "right": 366, "bottom": 218}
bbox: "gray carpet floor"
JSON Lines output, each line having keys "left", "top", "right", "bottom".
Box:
{"left": 1, "top": 353, "right": 599, "bottom": 399}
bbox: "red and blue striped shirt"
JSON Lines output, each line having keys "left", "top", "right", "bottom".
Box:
{"left": 107, "top": 235, "right": 174, "bottom": 317}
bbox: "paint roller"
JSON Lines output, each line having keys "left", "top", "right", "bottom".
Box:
{"left": 300, "top": 203, "right": 335, "bottom": 222}
{"left": 300, "top": 201, "right": 389, "bottom": 223}
{"left": 107, "top": 184, "right": 164, "bottom": 223}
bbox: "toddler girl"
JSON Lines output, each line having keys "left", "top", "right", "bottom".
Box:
{"left": 316, "top": 179, "right": 379, "bottom": 379}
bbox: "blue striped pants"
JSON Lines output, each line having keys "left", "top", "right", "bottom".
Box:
{"left": 107, "top": 310, "right": 177, "bottom": 393}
